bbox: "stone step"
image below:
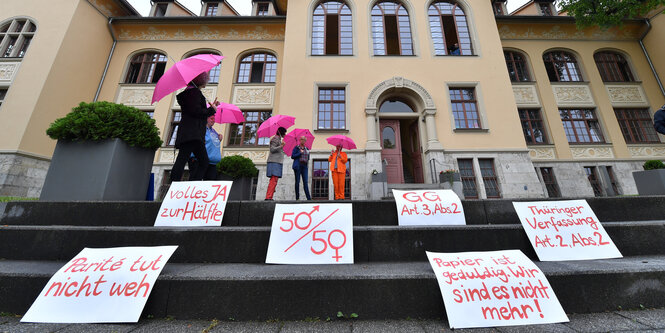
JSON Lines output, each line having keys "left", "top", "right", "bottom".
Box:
{"left": 3, "top": 196, "right": 665, "bottom": 227}
{"left": 1, "top": 222, "right": 664, "bottom": 263}
{"left": 2, "top": 256, "right": 665, "bottom": 320}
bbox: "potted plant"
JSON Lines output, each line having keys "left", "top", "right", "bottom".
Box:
{"left": 633, "top": 160, "right": 665, "bottom": 195}
{"left": 217, "top": 155, "right": 259, "bottom": 200}
{"left": 40, "top": 101, "right": 162, "bottom": 201}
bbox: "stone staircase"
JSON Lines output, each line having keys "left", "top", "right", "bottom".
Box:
{"left": 1, "top": 197, "right": 665, "bottom": 320}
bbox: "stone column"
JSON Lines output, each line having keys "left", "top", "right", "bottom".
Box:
{"left": 365, "top": 108, "right": 381, "bottom": 151}
{"left": 424, "top": 108, "right": 444, "bottom": 151}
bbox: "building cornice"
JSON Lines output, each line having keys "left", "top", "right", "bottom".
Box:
{"left": 111, "top": 16, "right": 286, "bottom": 24}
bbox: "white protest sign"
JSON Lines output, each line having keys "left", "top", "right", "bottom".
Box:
{"left": 392, "top": 189, "right": 465, "bottom": 226}
{"left": 21, "top": 246, "right": 178, "bottom": 323}
{"left": 513, "top": 200, "right": 622, "bottom": 261}
{"left": 155, "top": 181, "right": 232, "bottom": 227}
{"left": 266, "top": 204, "right": 353, "bottom": 264}
{"left": 426, "top": 250, "right": 568, "bottom": 329}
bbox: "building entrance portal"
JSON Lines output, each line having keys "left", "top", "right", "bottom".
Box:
{"left": 378, "top": 99, "right": 424, "bottom": 184}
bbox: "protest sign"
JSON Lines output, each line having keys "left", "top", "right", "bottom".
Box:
{"left": 266, "top": 204, "right": 353, "bottom": 264}
{"left": 513, "top": 200, "right": 622, "bottom": 261}
{"left": 155, "top": 181, "right": 232, "bottom": 227}
{"left": 392, "top": 189, "right": 465, "bottom": 226}
{"left": 426, "top": 250, "right": 568, "bottom": 329}
{"left": 21, "top": 246, "right": 177, "bottom": 323}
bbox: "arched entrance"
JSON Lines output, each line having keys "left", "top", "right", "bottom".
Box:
{"left": 379, "top": 99, "right": 423, "bottom": 183}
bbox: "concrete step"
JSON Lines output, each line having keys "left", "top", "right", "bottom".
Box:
{"left": 2, "top": 256, "right": 665, "bottom": 320}
{"left": 3, "top": 196, "right": 665, "bottom": 227}
{"left": 1, "top": 222, "right": 664, "bottom": 263}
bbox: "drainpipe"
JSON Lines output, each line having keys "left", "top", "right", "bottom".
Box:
{"left": 94, "top": 17, "right": 117, "bottom": 102}
{"left": 639, "top": 18, "right": 665, "bottom": 98}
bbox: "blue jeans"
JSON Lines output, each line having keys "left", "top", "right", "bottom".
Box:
{"left": 294, "top": 164, "right": 311, "bottom": 200}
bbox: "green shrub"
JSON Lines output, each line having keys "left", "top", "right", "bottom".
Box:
{"left": 217, "top": 155, "right": 258, "bottom": 179}
{"left": 46, "top": 101, "right": 163, "bottom": 150}
{"left": 643, "top": 160, "right": 665, "bottom": 170}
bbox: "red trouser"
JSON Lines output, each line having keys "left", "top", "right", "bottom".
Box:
{"left": 332, "top": 171, "right": 345, "bottom": 200}
{"left": 265, "top": 176, "right": 279, "bottom": 199}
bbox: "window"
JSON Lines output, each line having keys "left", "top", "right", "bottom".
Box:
{"left": 614, "top": 108, "right": 660, "bottom": 143}
{"left": 559, "top": 109, "right": 604, "bottom": 143}
{"left": 458, "top": 159, "right": 478, "bottom": 199}
{"left": 543, "top": 51, "right": 583, "bottom": 82}
{"left": 594, "top": 52, "right": 635, "bottom": 82}
{"left": 257, "top": 3, "right": 269, "bottom": 16}
{"left": 504, "top": 51, "right": 531, "bottom": 82}
{"left": 227, "top": 111, "right": 272, "bottom": 146}
{"left": 606, "top": 166, "right": 621, "bottom": 195}
{"left": 144, "top": 111, "right": 155, "bottom": 119}
{"left": 312, "top": 159, "right": 329, "bottom": 200}
{"left": 205, "top": 3, "right": 218, "bottom": 16}
{"left": 312, "top": 1, "right": 352, "bottom": 55}
{"left": 167, "top": 111, "right": 182, "bottom": 147}
{"left": 492, "top": 2, "right": 505, "bottom": 15}
{"left": 371, "top": 2, "right": 414, "bottom": 56}
{"left": 450, "top": 88, "right": 480, "bottom": 129}
{"left": 318, "top": 88, "right": 346, "bottom": 130}
{"left": 236, "top": 53, "right": 277, "bottom": 83}
{"left": 429, "top": 1, "right": 473, "bottom": 56}
{"left": 519, "top": 109, "right": 548, "bottom": 144}
{"left": 0, "top": 19, "right": 36, "bottom": 58}
{"left": 186, "top": 51, "right": 222, "bottom": 84}
{"left": 584, "top": 166, "right": 603, "bottom": 197}
{"left": 124, "top": 52, "right": 167, "bottom": 84}
{"left": 479, "top": 159, "right": 501, "bottom": 198}
{"left": 154, "top": 3, "right": 168, "bottom": 17}
{"left": 0, "top": 88, "right": 7, "bottom": 108}
{"left": 539, "top": 3, "right": 553, "bottom": 16}
{"left": 538, "top": 167, "right": 561, "bottom": 198}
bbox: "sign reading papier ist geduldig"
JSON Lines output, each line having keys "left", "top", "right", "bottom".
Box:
{"left": 513, "top": 200, "right": 622, "bottom": 261}
{"left": 155, "top": 181, "right": 232, "bottom": 227}
{"left": 21, "top": 246, "right": 177, "bottom": 323}
{"left": 392, "top": 189, "right": 465, "bottom": 226}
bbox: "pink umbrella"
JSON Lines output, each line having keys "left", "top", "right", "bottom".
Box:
{"left": 151, "top": 54, "right": 224, "bottom": 104}
{"left": 215, "top": 102, "right": 245, "bottom": 124}
{"left": 257, "top": 115, "right": 296, "bottom": 138}
{"left": 283, "top": 128, "right": 315, "bottom": 156}
{"left": 326, "top": 134, "right": 357, "bottom": 150}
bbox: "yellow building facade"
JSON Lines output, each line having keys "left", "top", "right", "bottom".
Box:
{"left": 0, "top": 0, "right": 663, "bottom": 200}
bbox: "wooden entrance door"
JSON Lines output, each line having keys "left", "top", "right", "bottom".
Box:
{"left": 380, "top": 119, "right": 404, "bottom": 184}
{"left": 409, "top": 122, "right": 424, "bottom": 183}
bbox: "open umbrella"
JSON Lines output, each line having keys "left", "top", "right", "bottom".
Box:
{"left": 151, "top": 54, "right": 224, "bottom": 104}
{"left": 215, "top": 102, "right": 245, "bottom": 124}
{"left": 326, "top": 134, "right": 357, "bottom": 150}
{"left": 256, "top": 115, "right": 296, "bottom": 138}
{"left": 283, "top": 128, "right": 315, "bottom": 156}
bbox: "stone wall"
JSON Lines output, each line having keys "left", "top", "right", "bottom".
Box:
{"left": 0, "top": 153, "right": 50, "bottom": 198}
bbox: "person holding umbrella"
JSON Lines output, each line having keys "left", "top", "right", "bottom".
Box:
{"left": 170, "top": 71, "right": 218, "bottom": 182}
{"left": 291, "top": 136, "right": 312, "bottom": 200}
{"left": 265, "top": 127, "right": 287, "bottom": 200}
{"left": 329, "top": 144, "right": 348, "bottom": 200}
{"left": 188, "top": 115, "right": 223, "bottom": 180}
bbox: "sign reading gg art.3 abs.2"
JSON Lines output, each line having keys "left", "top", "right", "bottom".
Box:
{"left": 393, "top": 189, "right": 465, "bottom": 226}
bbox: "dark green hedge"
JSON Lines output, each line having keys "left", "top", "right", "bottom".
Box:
{"left": 46, "top": 101, "right": 163, "bottom": 150}
{"left": 217, "top": 155, "right": 258, "bottom": 179}
{"left": 643, "top": 160, "right": 665, "bottom": 170}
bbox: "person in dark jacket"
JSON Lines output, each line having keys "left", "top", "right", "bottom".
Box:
{"left": 655, "top": 104, "right": 665, "bottom": 135}
{"left": 291, "top": 136, "right": 312, "bottom": 200}
{"left": 170, "top": 71, "right": 218, "bottom": 182}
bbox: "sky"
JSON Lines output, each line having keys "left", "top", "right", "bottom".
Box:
{"left": 125, "top": 0, "right": 530, "bottom": 16}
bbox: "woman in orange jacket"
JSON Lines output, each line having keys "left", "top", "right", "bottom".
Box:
{"left": 328, "top": 145, "right": 348, "bottom": 200}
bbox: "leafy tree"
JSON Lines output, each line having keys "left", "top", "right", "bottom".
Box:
{"left": 558, "top": 0, "right": 665, "bottom": 28}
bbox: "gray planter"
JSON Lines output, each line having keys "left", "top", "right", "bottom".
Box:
{"left": 371, "top": 172, "right": 387, "bottom": 183}
{"left": 439, "top": 172, "right": 461, "bottom": 184}
{"left": 218, "top": 174, "right": 253, "bottom": 200}
{"left": 40, "top": 139, "right": 155, "bottom": 201}
{"left": 633, "top": 169, "right": 665, "bottom": 195}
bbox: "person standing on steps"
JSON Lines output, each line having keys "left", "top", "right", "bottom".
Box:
{"left": 265, "top": 127, "right": 286, "bottom": 200}
{"left": 328, "top": 144, "right": 348, "bottom": 200}
{"left": 188, "top": 115, "right": 223, "bottom": 180}
{"left": 291, "top": 136, "right": 312, "bottom": 200}
{"left": 654, "top": 104, "right": 665, "bottom": 135}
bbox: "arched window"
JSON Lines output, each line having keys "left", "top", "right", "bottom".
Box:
{"left": 428, "top": 1, "right": 473, "bottom": 55}
{"left": 371, "top": 2, "right": 414, "bottom": 56}
{"left": 124, "top": 52, "right": 167, "bottom": 84}
{"left": 312, "top": 1, "right": 352, "bottom": 55}
{"left": 184, "top": 50, "right": 222, "bottom": 84}
{"left": 236, "top": 52, "right": 277, "bottom": 83}
{"left": 504, "top": 50, "right": 530, "bottom": 82}
{"left": 543, "top": 51, "right": 583, "bottom": 82}
{"left": 594, "top": 51, "right": 634, "bottom": 82}
{"left": 0, "top": 18, "right": 36, "bottom": 58}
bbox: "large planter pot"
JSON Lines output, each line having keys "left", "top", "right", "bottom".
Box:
{"left": 371, "top": 172, "right": 387, "bottom": 183}
{"left": 218, "top": 173, "right": 253, "bottom": 200}
{"left": 439, "top": 172, "right": 461, "bottom": 184}
{"left": 633, "top": 169, "right": 665, "bottom": 195}
{"left": 439, "top": 172, "right": 465, "bottom": 199}
{"left": 40, "top": 138, "right": 155, "bottom": 201}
